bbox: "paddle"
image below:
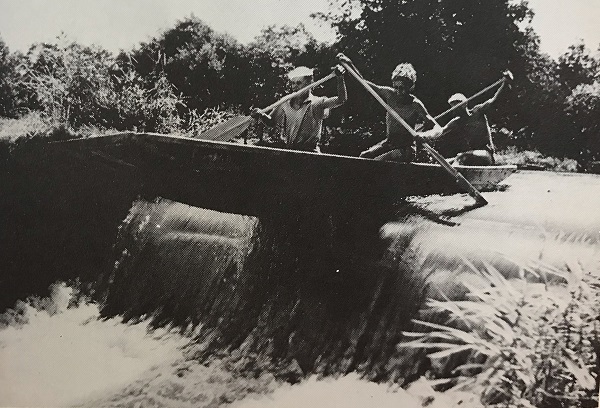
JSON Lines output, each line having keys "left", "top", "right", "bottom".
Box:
{"left": 415, "top": 71, "right": 513, "bottom": 165}
{"left": 415, "top": 71, "right": 512, "bottom": 130}
{"left": 196, "top": 72, "right": 337, "bottom": 142}
{"left": 432, "top": 72, "right": 512, "bottom": 122}
{"left": 341, "top": 62, "right": 488, "bottom": 205}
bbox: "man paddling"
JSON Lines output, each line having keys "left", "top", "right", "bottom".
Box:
{"left": 439, "top": 71, "right": 513, "bottom": 165}
{"left": 252, "top": 65, "right": 347, "bottom": 152}
{"left": 337, "top": 53, "right": 442, "bottom": 162}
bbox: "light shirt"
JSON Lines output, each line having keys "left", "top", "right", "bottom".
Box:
{"left": 271, "top": 95, "right": 329, "bottom": 149}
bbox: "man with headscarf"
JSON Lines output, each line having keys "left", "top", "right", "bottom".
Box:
{"left": 439, "top": 71, "right": 512, "bottom": 165}
{"left": 337, "top": 53, "right": 442, "bottom": 162}
{"left": 252, "top": 64, "right": 347, "bottom": 153}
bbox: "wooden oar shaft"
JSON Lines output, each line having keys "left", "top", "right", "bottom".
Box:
{"left": 414, "top": 77, "right": 506, "bottom": 132}
{"left": 434, "top": 77, "right": 506, "bottom": 121}
{"left": 341, "top": 62, "right": 487, "bottom": 205}
{"left": 260, "top": 72, "right": 337, "bottom": 113}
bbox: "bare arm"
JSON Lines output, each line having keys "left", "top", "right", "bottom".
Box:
{"left": 414, "top": 100, "right": 443, "bottom": 140}
{"left": 365, "top": 80, "right": 394, "bottom": 99}
{"left": 336, "top": 53, "right": 391, "bottom": 100}
{"left": 473, "top": 80, "right": 506, "bottom": 113}
{"left": 263, "top": 106, "right": 286, "bottom": 142}
{"left": 321, "top": 65, "right": 348, "bottom": 109}
{"left": 439, "top": 116, "right": 461, "bottom": 135}
{"left": 251, "top": 108, "right": 274, "bottom": 127}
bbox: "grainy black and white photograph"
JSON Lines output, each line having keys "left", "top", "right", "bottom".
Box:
{"left": 1, "top": 0, "right": 599, "bottom": 406}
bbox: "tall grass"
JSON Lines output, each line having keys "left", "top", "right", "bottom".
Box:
{"left": 401, "top": 259, "right": 599, "bottom": 407}
{"left": 186, "top": 106, "right": 243, "bottom": 138}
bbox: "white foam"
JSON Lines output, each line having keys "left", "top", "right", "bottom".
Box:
{"left": 0, "top": 283, "right": 187, "bottom": 407}
{"left": 228, "top": 374, "right": 420, "bottom": 408}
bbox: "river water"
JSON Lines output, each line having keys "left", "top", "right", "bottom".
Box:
{"left": 1, "top": 285, "right": 478, "bottom": 407}
{"left": 1, "top": 170, "right": 599, "bottom": 406}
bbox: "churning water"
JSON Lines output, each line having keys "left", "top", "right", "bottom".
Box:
{"left": 0, "top": 283, "right": 187, "bottom": 407}
{"left": 1, "top": 284, "right": 460, "bottom": 408}
{"left": 2, "top": 170, "right": 600, "bottom": 406}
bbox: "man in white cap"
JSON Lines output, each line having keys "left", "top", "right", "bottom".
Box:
{"left": 336, "top": 53, "right": 442, "bottom": 162}
{"left": 253, "top": 64, "right": 347, "bottom": 152}
{"left": 439, "top": 71, "right": 512, "bottom": 165}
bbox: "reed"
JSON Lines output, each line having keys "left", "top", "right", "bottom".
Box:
{"left": 401, "top": 258, "right": 600, "bottom": 407}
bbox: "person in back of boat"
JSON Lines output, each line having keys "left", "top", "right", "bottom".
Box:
{"left": 252, "top": 65, "right": 347, "bottom": 153}
{"left": 336, "top": 53, "right": 442, "bottom": 162}
{"left": 439, "top": 71, "right": 513, "bottom": 166}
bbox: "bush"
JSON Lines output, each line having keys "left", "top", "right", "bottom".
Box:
{"left": 401, "top": 260, "right": 599, "bottom": 407}
{"left": 495, "top": 146, "right": 579, "bottom": 172}
{"left": 185, "top": 106, "right": 242, "bottom": 138}
{"left": 567, "top": 81, "right": 600, "bottom": 167}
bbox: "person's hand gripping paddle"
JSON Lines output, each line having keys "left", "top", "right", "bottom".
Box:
{"left": 195, "top": 72, "right": 336, "bottom": 142}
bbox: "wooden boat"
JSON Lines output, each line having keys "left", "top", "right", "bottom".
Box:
{"left": 411, "top": 162, "right": 516, "bottom": 191}
{"left": 50, "top": 132, "right": 517, "bottom": 216}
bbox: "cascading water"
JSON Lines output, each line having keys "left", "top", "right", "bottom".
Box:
{"left": 99, "top": 197, "right": 431, "bottom": 382}
{"left": 2, "top": 136, "right": 599, "bottom": 406}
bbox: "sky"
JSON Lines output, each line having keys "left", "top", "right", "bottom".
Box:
{"left": 0, "top": 0, "right": 599, "bottom": 59}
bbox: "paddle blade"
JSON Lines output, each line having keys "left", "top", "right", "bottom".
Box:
{"left": 195, "top": 115, "right": 252, "bottom": 142}
{"left": 421, "top": 142, "right": 488, "bottom": 205}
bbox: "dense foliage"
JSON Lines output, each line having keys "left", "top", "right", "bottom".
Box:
{"left": 0, "top": 38, "right": 19, "bottom": 118}
{"left": 0, "top": 2, "right": 599, "bottom": 163}
{"left": 402, "top": 260, "right": 600, "bottom": 407}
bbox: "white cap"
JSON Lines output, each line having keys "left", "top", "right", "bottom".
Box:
{"left": 448, "top": 93, "right": 467, "bottom": 104}
{"left": 287, "top": 66, "right": 314, "bottom": 80}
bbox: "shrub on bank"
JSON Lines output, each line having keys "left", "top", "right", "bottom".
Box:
{"left": 402, "top": 260, "right": 599, "bottom": 407}
{"left": 495, "top": 146, "right": 580, "bottom": 172}
{"left": 0, "top": 113, "right": 113, "bottom": 162}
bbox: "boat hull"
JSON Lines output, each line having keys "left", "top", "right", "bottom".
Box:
{"left": 50, "top": 132, "right": 516, "bottom": 216}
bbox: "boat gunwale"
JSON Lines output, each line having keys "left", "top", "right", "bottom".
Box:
{"left": 52, "top": 132, "right": 518, "bottom": 172}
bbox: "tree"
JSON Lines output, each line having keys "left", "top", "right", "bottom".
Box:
{"left": 17, "top": 38, "right": 117, "bottom": 126}
{"left": 125, "top": 16, "right": 249, "bottom": 113}
{"left": 314, "top": 0, "right": 600, "bottom": 159}
{"left": 561, "top": 44, "right": 600, "bottom": 165}
{"left": 10, "top": 35, "right": 186, "bottom": 132}
{"left": 317, "top": 0, "right": 533, "bottom": 110}
{"left": 566, "top": 81, "right": 600, "bottom": 167}
{"left": 557, "top": 42, "right": 599, "bottom": 90}
{"left": 245, "top": 24, "right": 335, "bottom": 109}
{"left": 313, "top": 0, "right": 539, "bottom": 153}
{"left": 0, "top": 37, "right": 18, "bottom": 117}
{"left": 517, "top": 42, "right": 600, "bottom": 158}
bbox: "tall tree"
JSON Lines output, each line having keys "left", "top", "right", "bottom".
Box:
{"left": 562, "top": 45, "right": 600, "bottom": 165}
{"left": 567, "top": 81, "right": 600, "bottom": 164}
{"left": 317, "top": 0, "right": 534, "bottom": 111}
{"left": 557, "top": 42, "right": 599, "bottom": 90}
{"left": 0, "top": 37, "right": 18, "bottom": 117}
{"left": 125, "top": 16, "right": 249, "bottom": 113}
{"left": 245, "top": 24, "right": 335, "bottom": 109}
